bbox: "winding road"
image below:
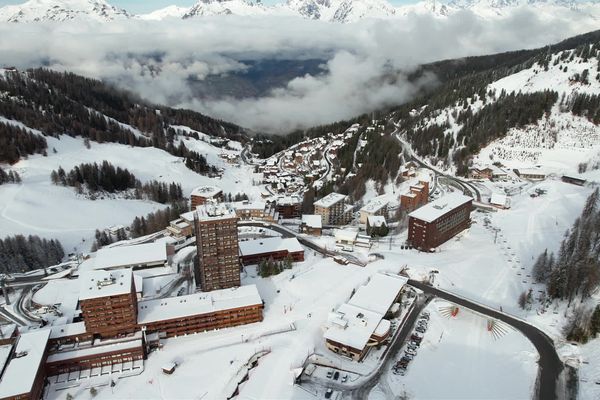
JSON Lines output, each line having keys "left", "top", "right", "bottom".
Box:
{"left": 394, "top": 132, "right": 482, "bottom": 201}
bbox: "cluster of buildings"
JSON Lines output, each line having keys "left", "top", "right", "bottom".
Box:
{"left": 0, "top": 262, "right": 264, "bottom": 400}
{"left": 324, "top": 273, "right": 408, "bottom": 361}
{"left": 468, "top": 165, "right": 508, "bottom": 181}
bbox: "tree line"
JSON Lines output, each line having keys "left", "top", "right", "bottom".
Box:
{"left": 0, "top": 122, "right": 47, "bottom": 164}
{"left": 0, "top": 235, "right": 64, "bottom": 273}
{"left": 0, "top": 167, "right": 21, "bottom": 185}
{"left": 50, "top": 161, "right": 184, "bottom": 204}
{"left": 257, "top": 256, "right": 294, "bottom": 278}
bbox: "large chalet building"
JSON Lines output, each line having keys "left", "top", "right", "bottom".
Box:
{"left": 408, "top": 193, "right": 472, "bottom": 250}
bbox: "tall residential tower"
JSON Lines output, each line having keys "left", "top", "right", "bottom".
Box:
{"left": 194, "top": 203, "right": 240, "bottom": 291}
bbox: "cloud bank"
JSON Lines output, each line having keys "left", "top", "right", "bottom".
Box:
{"left": 0, "top": 10, "right": 596, "bottom": 132}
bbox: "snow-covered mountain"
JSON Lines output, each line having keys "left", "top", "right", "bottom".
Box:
{"left": 0, "top": 0, "right": 598, "bottom": 23}
{"left": 137, "top": 5, "right": 188, "bottom": 20}
{"left": 283, "top": 0, "right": 397, "bottom": 22}
{"left": 0, "top": 0, "right": 129, "bottom": 22}
{"left": 181, "top": 0, "right": 273, "bottom": 18}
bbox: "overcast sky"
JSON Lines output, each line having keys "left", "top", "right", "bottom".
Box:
{"left": 0, "top": 0, "right": 421, "bottom": 14}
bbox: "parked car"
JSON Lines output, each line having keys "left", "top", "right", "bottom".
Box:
{"left": 415, "top": 327, "right": 426, "bottom": 334}
{"left": 410, "top": 335, "right": 423, "bottom": 343}
{"left": 325, "top": 388, "right": 333, "bottom": 399}
{"left": 333, "top": 371, "right": 340, "bottom": 380}
{"left": 341, "top": 374, "right": 348, "bottom": 383}
{"left": 409, "top": 340, "right": 421, "bottom": 347}
{"left": 405, "top": 349, "right": 417, "bottom": 357}
{"left": 407, "top": 342, "right": 418, "bottom": 351}
{"left": 401, "top": 354, "right": 413, "bottom": 362}
{"left": 326, "top": 370, "right": 333, "bottom": 379}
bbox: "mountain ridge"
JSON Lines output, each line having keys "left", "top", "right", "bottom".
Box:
{"left": 1, "top": 0, "right": 598, "bottom": 23}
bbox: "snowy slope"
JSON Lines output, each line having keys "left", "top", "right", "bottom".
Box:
{"left": 0, "top": 0, "right": 130, "bottom": 22}
{"left": 477, "top": 49, "right": 600, "bottom": 173}
{"left": 409, "top": 46, "right": 600, "bottom": 176}
{"left": 0, "top": 120, "right": 262, "bottom": 252}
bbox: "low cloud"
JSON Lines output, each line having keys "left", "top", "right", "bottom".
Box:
{"left": 0, "top": 10, "right": 596, "bottom": 132}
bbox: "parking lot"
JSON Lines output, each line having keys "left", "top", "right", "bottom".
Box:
{"left": 390, "top": 310, "right": 430, "bottom": 376}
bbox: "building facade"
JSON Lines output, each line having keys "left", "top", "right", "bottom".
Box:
{"left": 408, "top": 193, "right": 472, "bottom": 250}
{"left": 137, "top": 285, "right": 263, "bottom": 338}
{"left": 238, "top": 237, "right": 305, "bottom": 265}
{"left": 79, "top": 269, "right": 138, "bottom": 338}
{"left": 400, "top": 180, "right": 429, "bottom": 212}
{"left": 194, "top": 204, "right": 241, "bottom": 292}
{"left": 359, "top": 199, "right": 388, "bottom": 225}
{"left": 314, "top": 193, "right": 351, "bottom": 225}
{"left": 275, "top": 196, "right": 302, "bottom": 219}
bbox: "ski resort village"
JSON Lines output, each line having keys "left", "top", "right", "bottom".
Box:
{"left": 1, "top": 12, "right": 600, "bottom": 400}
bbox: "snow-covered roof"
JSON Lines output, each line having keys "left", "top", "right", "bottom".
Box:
{"left": 314, "top": 192, "right": 347, "bottom": 208}
{"left": 324, "top": 303, "right": 382, "bottom": 351}
{"left": 46, "top": 337, "right": 142, "bottom": 364}
{"left": 180, "top": 210, "right": 196, "bottom": 222}
{"left": 232, "top": 201, "right": 266, "bottom": 211}
{"left": 49, "top": 321, "right": 87, "bottom": 340}
{"left": 137, "top": 285, "right": 262, "bottom": 324}
{"left": 409, "top": 193, "right": 472, "bottom": 223}
{"left": 79, "top": 268, "right": 133, "bottom": 301}
{"left": 348, "top": 273, "right": 407, "bottom": 315}
{"left": 239, "top": 237, "right": 304, "bottom": 257}
{"left": 374, "top": 319, "right": 391, "bottom": 337}
{"left": 0, "top": 324, "right": 16, "bottom": 340}
{"left": 91, "top": 242, "right": 167, "bottom": 271}
{"left": 0, "top": 329, "right": 51, "bottom": 399}
{"left": 367, "top": 215, "right": 387, "bottom": 228}
{"left": 360, "top": 198, "right": 388, "bottom": 214}
{"left": 190, "top": 185, "right": 222, "bottom": 198}
{"left": 324, "top": 273, "right": 405, "bottom": 351}
{"left": 490, "top": 193, "right": 509, "bottom": 207}
{"left": 301, "top": 214, "right": 322, "bottom": 229}
{"left": 196, "top": 203, "right": 237, "bottom": 221}
{"left": 335, "top": 229, "right": 358, "bottom": 243}
{"left": 515, "top": 168, "right": 546, "bottom": 176}
{"left": 275, "top": 195, "right": 302, "bottom": 206}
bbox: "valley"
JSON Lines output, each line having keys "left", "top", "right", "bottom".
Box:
{"left": 0, "top": 8, "right": 599, "bottom": 400}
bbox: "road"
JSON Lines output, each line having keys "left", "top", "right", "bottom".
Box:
{"left": 394, "top": 132, "right": 482, "bottom": 201}
{"left": 408, "top": 280, "right": 563, "bottom": 400}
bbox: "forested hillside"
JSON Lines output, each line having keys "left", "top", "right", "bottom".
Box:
{"left": 532, "top": 188, "right": 600, "bottom": 343}
{"left": 0, "top": 68, "right": 246, "bottom": 175}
